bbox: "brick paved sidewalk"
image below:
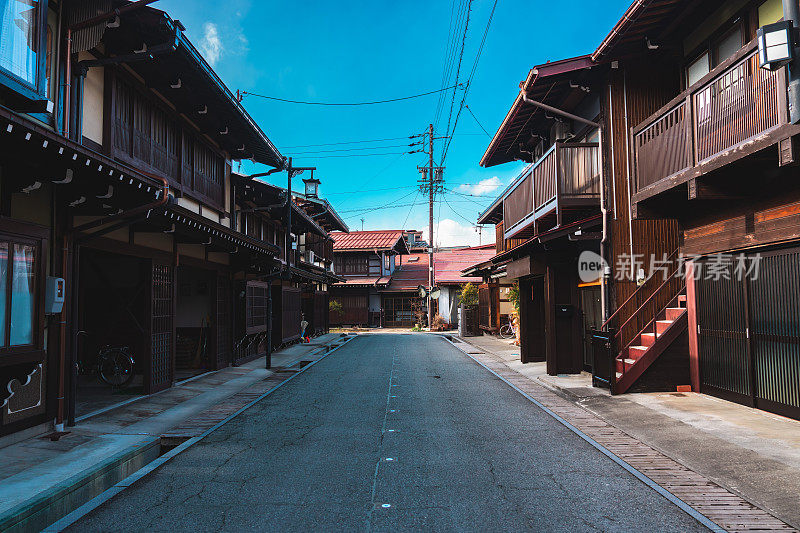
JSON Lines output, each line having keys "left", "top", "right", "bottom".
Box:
{"left": 447, "top": 335, "right": 798, "bottom": 533}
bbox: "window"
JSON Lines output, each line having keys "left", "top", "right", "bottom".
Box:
{"left": 759, "top": 0, "right": 783, "bottom": 26}
{"left": 0, "top": 229, "right": 42, "bottom": 352}
{"left": 112, "top": 74, "right": 224, "bottom": 207}
{"left": 334, "top": 255, "right": 369, "bottom": 275}
{"left": 713, "top": 26, "right": 743, "bottom": 67}
{"left": 0, "top": 0, "right": 40, "bottom": 85}
{"left": 246, "top": 282, "right": 268, "bottom": 334}
{"left": 687, "top": 52, "right": 710, "bottom": 87}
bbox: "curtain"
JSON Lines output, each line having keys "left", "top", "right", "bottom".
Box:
{"left": 10, "top": 244, "right": 35, "bottom": 346}
{"left": 0, "top": 0, "right": 39, "bottom": 85}
{"left": 0, "top": 243, "right": 7, "bottom": 348}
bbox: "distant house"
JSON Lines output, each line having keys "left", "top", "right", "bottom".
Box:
{"left": 328, "top": 230, "right": 409, "bottom": 327}
{"left": 433, "top": 246, "right": 497, "bottom": 327}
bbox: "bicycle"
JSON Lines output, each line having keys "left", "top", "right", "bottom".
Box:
{"left": 77, "top": 333, "right": 136, "bottom": 388}
{"left": 499, "top": 319, "right": 516, "bottom": 339}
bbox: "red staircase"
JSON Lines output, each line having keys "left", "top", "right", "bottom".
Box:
{"left": 613, "top": 293, "right": 687, "bottom": 393}
{"left": 601, "top": 250, "right": 687, "bottom": 394}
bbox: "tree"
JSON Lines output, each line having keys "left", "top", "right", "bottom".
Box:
{"left": 329, "top": 299, "right": 343, "bottom": 320}
{"left": 459, "top": 282, "right": 479, "bottom": 307}
{"left": 508, "top": 283, "right": 520, "bottom": 315}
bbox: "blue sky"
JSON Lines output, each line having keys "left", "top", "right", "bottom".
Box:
{"left": 156, "top": 0, "right": 630, "bottom": 246}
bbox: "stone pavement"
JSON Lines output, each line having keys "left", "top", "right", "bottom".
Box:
{"left": 456, "top": 332, "right": 800, "bottom": 530}
{"left": 0, "top": 333, "right": 349, "bottom": 532}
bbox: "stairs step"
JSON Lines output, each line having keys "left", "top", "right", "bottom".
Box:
{"left": 629, "top": 346, "right": 648, "bottom": 360}
{"left": 666, "top": 307, "right": 686, "bottom": 321}
{"left": 656, "top": 320, "right": 674, "bottom": 335}
{"left": 616, "top": 357, "right": 637, "bottom": 373}
{"left": 640, "top": 332, "right": 657, "bottom": 346}
{"left": 678, "top": 294, "right": 687, "bottom": 307}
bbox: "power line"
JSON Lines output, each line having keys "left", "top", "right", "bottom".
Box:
{"left": 242, "top": 84, "right": 462, "bottom": 106}
{"left": 441, "top": 0, "right": 499, "bottom": 164}
{"left": 287, "top": 143, "right": 417, "bottom": 155}
{"left": 434, "top": 0, "right": 469, "bottom": 129}
{"left": 465, "top": 104, "right": 491, "bottom": 137}
{"left": 290, "top": 151, "right": 413, "bottom": 159}
{"left": 401, "top": 191, "right": 421, "bottom": 229}
{"left": 325, "top": 185, "right": 417, "bottom": 196}
{"left": 443, "top": 193, "right": 480, "bottom": 226}
{"left": 336, "top": 153, "right": 408, "bottom": 209}
{"left": 442, "top": 0, "right": 473, "bottom": 150}
{"left": 280, "top": 136, "right": 415, "bottom": 149}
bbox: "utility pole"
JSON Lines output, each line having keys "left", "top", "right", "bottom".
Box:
{"left": 428, "top": 123, "right": 434, "bottom": 329}
{"left": 361, "top": 217, "right": 365, "bottom": 231}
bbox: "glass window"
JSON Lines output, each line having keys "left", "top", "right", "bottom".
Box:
{"left": 687, "top": 52, "right": 710, "bottom": 87}
{"left": 0, "top": 243, "right": 7, "bottom": 348}
{"left": 759, "top": 0, "right": 783, "bottom": 26}
{"left": 0, "top": 0, "right": 40, "bottom": 85}
{"left": 714, "top": 26, "right": 743, "bottom": 67}
{"left": 10, "top": 244, "right": 35, "bottom": 346}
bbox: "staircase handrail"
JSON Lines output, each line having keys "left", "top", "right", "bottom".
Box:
{"left": 614, "top": 268, "right": 685, "bottom": 342}
{"left": 600, "top": 248, "right": 681, "bottom": 331}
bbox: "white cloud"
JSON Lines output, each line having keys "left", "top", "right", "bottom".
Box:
{"left": 422, "top": 219, "right": 496, "bottom": 249}
{"left": 457, "top": 177, "right": 502, "bottom": 197}
{"left": 199, "top": 22, "right": 223, "bottom": 67}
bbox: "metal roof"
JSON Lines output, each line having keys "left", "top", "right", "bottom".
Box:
{"left": 434, "top": 246, "right": 497, "bottom": 284}
{"left": 383, "top": 254, "right": 429, "bottom": 292}
{"left": 331, "top": 230, "right": 409, "bottom": 253}
{"left": 479, "top": 55, "right": 597, "bottom": 169}
{"left": 591, "top": 0, "right": 704, "bottom": 63}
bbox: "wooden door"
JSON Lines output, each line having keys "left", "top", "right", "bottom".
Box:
{"left": 148, "top": 263, "right": 174, "bottom": 393}
{"left": 215, "top": 273, "right": 231, "bottom": 370}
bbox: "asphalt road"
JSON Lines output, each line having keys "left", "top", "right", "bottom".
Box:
{"left": 70, "top": 334, "right": 708, "bottom": 532}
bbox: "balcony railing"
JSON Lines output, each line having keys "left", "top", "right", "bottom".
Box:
{"left": 633, "top": 39, "right": 788, "bottom": 197}
{"left": 502, "top": 142, "right": 600, "bottom": 240}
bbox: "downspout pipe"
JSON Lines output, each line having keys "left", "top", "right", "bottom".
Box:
{"left": 57, "top": 175, "right": 169, "bottom": 429}
{"left": 522, "top": 92, "right": 600, "bottom": 129}
{"left": 783, "top": 0, "right": 800, "bottom": 123}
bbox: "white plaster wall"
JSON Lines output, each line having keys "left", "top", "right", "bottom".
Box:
{"left": 79, "top": 52, "right": 104, "bottom": 145}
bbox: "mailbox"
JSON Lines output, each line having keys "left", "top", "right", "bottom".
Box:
{"left": 45, "top": 277, "right": 65, "bottom": 314}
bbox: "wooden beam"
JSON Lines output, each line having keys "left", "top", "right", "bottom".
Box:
{"left": 687, "top": 179, "right": 745, "bottom": 201}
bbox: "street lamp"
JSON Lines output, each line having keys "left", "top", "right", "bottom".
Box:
{"left": 303, "top": 172, "right": 321, "bottom": 198}
{"left": 758, "top": 20, "right": 795, "bottom": 71}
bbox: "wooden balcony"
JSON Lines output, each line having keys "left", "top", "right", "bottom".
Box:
{"left": 632, "top": 39, "right": 797, "bottom": 212}
{"left": 502, "top": 142, "right": 600, "bottom": 240}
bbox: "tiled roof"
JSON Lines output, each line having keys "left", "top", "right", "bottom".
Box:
{"left": 331, "top": 230, "right": 406, "bottom": 252}
{"left": 434, "top": 245, "right": 497, "bottom": 284}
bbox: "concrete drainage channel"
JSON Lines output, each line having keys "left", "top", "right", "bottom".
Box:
{"left": 2, "top": 334, "right": 356, "bottom": 533}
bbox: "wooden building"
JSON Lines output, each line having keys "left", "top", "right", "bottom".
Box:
{"left": 594, "top": 0, "right": 800, "bottom": 420}
{"left": 232, "top": 174, "right": 346, "bottom": 357}
{"left": 474, "top": 0, "right": 800, "bottom": 420}
{"left": 476, "top": 56, "right": 605, "bottom": 374}
{"left": 0, "top": 1, "right": 336, "bottom": 439}
{"left": 328, "top": 230, "right": 409, "bottom": 327}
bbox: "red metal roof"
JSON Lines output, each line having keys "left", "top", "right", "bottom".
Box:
{"left": 383, "top": 254, "right": 429, "bottom": 293}
{"left": 383, "top": 246, "right": 497, "bottom": 291}
{"left": 331, "top": 230, "right": 406, "bottom": 252}
{"left": 435, "top": 246, "right": 497, "bottom": 285}
{"left": 335, "top": 276, "right": 390, "bottom": 287}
